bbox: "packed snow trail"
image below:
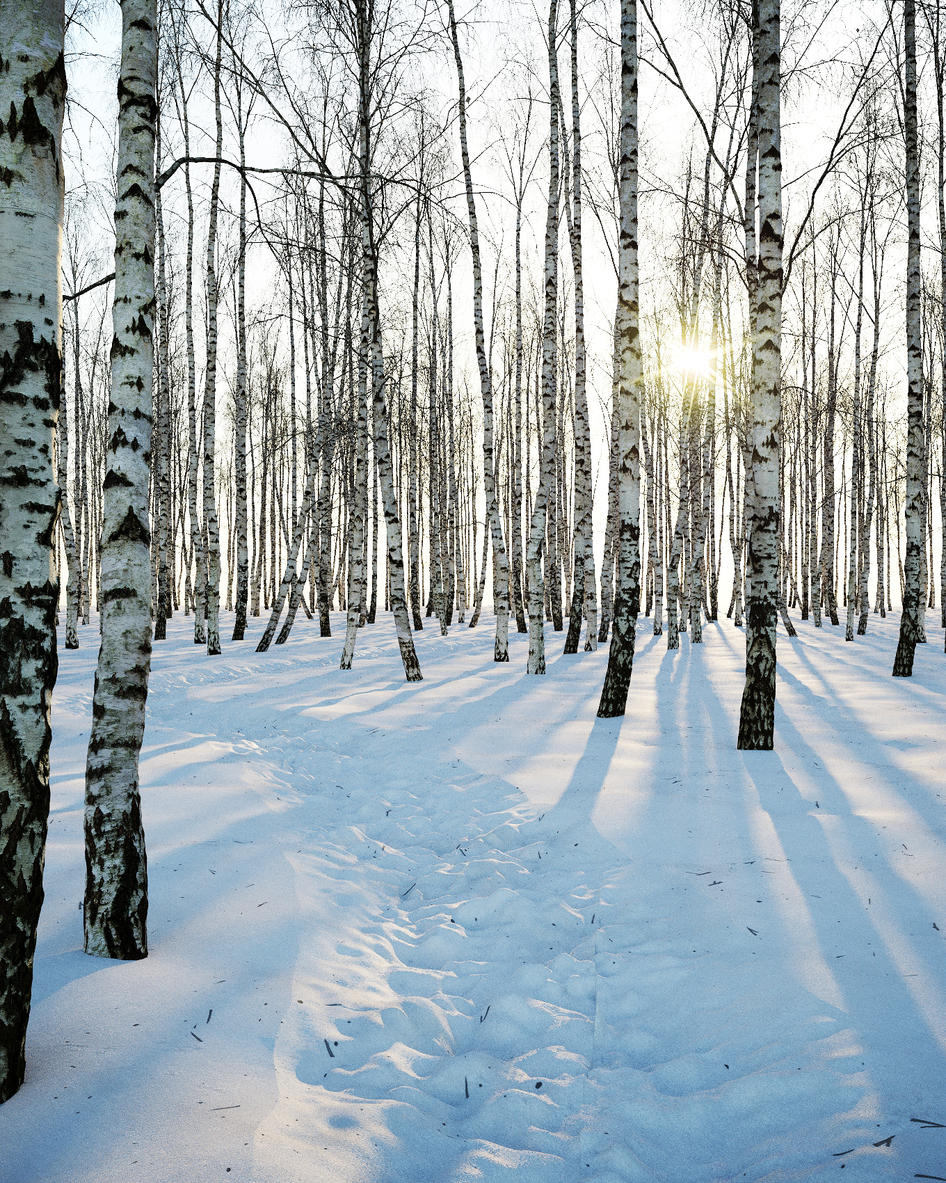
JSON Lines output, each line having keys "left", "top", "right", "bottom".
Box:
{"left": 3, "top": 611, "right": 946, "bottom": 1182}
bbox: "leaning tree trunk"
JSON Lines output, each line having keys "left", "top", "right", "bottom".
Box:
{"left": 738, "top": 0, "right": 782, "bottom": 749}
{"left": 356, "top": 11, "right": 421, "bottom": 682}
{"left": 894, "top": 0, "right": 924, "bottom": 678}
{"left": 0, "top": 0, "right": 65, "bottom": 1103}
{"left": 597, "top": 0, "right": 643, "bottom": 717}
{"left": 83, "top": 0, "right": 156, "bottom": 962}
{"left": 446, "top": 0, "right": 510, "bottom": 662}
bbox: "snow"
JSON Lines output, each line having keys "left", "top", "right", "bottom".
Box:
{"left": 3, "top": 608, "right": 946, "bottom": 1181}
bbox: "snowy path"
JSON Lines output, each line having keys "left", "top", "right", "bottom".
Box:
{"left": 3, "top": 611, "right": 946, "bottom": 1181}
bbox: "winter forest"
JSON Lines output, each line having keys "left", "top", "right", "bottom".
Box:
{"left": 4, "top": 0, "right": 946, "bottom": 1177}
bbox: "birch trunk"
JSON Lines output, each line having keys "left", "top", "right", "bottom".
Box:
{"left": 355, "top": 8, "right": 421, "bottom": 682}
{"left": 597, "top": 0, "right": 642, "bottom": 716}
{"left": 563, "top": 0, "right": 596, "bottom": 654}
{"left": 445, "top": 0, "right": 510, "bottom": 661}
{"left": 84, "top": 0, "right": 155, "bottom": 961}
{"left": 201, "top": 0, "right": 224, "bottom": 656}
{"left": 737, "top": 0, "right": 782, "bottom": 750}
{"left": 894, "top": 0, "right": 924, "bottom": 677}
{"left": 232, "top": 97, "right": 249, "bottom": 641}
{"left": 61, "top": 300, "right": 80, "bottom": 648}
{"left": 152, "top": 112, "right": 171, "bottom": 642}
{"left": 525, "top": 0, "right": 562, "bottom": 675}
{"left": 340, "top": 301, "right": 370, "bottom": 669}
{"left": 0, "top": 0, "right": 65, "bottom": 1101}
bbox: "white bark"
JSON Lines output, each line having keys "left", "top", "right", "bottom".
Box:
{"left": 597, "top": 0, "right": 643, "bottom": 716}
{"left": 202, "top": 0, "right": 224, "bottom": 656}
{"left": 737, "top": 0, "right": 782, "bottom": 749}
{"left": 83, "top": 0, "right": 156, "bottom": 961}
{"left": 0, "top": 0, "right": 65, "bottom": 1101}
{"left": 894, "top": 0, "right": 924, "bottom": 677}
{"left": 445, "top": 0, "right": 510, "bottom": 662}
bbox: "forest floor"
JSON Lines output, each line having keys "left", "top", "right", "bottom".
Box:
{"left": 3, "top": 606, "right": 946, "bottom": 1182}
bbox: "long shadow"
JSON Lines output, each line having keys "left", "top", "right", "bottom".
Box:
{"left": 777, "top": 658, "right": 946, "bottom": 848}
{"left": 537, "top": 715, "right": 621, "bottom": 838}
{"left": 741, "top": 741, "right": 946, "bottom": 1117}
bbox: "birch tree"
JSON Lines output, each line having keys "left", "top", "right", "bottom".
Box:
{"left": 562, "top": 0, "right": 597, "bottom": 655}
{"left": 525, "top": 0, "right": 562, "bottom": 676}
{"left": 597, "top": 0, "right": 643, "bottom": 716}
{"left": 84, "top": 0, "right": 156, "bottom": 961}
{"left": 201, "top": 0, "right": 224, "bottom": 655}
{"left": 445, "top": 0, "right": 511, "bottom": 662}
{"left": 893, "top": 0, "right": 924, "bottom": 677}
{"left": 0, "top": 0, "right": 65, "bottom": 1102}
{"left": 737, "top": 0, "right": 782, "bottom": 749}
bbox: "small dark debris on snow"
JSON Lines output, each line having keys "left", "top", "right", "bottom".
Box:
{"left": 190, "top": 1031, "right": 203, "bottom": 1043}
{"left": 911, "top": 1118, "right": 946, "bottom": 1128}
{"left": 873, "top": 1135, "right": 894, "bottom": 1147}
{"left": 323, "top": 1039, "right": 335, "bottom": 1058}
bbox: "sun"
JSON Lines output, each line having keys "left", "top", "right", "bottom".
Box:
{"left": 672, "top": 343, "right": 716, "bottom": 380}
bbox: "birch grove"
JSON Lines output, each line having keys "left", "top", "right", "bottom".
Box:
{"left": 40, "top": 0, "right": 946, "bottom": 716}
{"left": 6, "top": 0, "right": 946, "bottom": 1099}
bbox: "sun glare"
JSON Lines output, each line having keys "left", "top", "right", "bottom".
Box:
{"left": 672, "top": 344, "right": 716, "bottom": 380}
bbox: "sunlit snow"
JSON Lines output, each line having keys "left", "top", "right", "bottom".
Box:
{"left": 2, "top": 609, "right": 946, "bottom": 1181}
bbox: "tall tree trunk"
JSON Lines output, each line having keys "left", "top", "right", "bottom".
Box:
{"left": 446, "top": 0, "right": 510, "bottom": 661}
{"left": 525, "top": 0, "right": 562, "bottom": 675}
{"left": 152, "top": 110, "right": 171, "bottom": 642}
{"left": 340, "top": 301, "right": 370, "bottom": 669}
{"left": 356, "top": 6, "right": 421, "bottom": 682}
{"left": 894, "top": 0, "right": 924, "bottom": 676}
{"left": 84, "top": 0, "right": 155, "bottom": 962}
{"left": 232, "top": 95, "right": 249, "bottom": 640}
{"left": 202, "top": 0, "right": 224, "bottom": 655}
{"left": 0, "top": 0, "right": 65, "bottom": 1102}
{"left": 738, "top": 0, "right": 782, "bottom": 749}
{"left": 597, "top": 0, "right": 642, "bottom": 716}
{"left": 61, "top": 298, "right": 81, "bottom": 649}
{"left": 563, "top": 0, "right": 596, "bottom": 654}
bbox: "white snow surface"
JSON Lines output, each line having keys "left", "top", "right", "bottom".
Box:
{"left": 3, "top": 609, "right": 946, "bottom": 1182}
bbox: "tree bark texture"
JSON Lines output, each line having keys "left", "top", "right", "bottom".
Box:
{"left": 737, "top": 0, "right": 782, "bottom": 749}
{"left": 893, "top": 0, "right": 924, "bottom": 677}
{"left": 84, "top": 0, "right": 156, "bottom": 961}
{"left": 446, "top": 0, "right": 510, "bottom": 662}
{"left": 0, "top": 0, "right": 65, "bottom": 1101}
{"left": 597, "top": 0, "right": 642, "bottom": 717}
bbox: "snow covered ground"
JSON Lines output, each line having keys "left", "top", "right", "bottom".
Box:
{"left": 3, "top": 606, "right": 946, "bottom": 1182}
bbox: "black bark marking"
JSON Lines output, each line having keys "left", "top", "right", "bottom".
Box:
{"left": 106, "top": 505, "right": 150, "bottom": 546}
